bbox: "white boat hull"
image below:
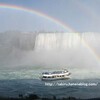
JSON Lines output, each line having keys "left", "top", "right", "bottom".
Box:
{"left": 41, "top": 76, "right": 70, "bottom": 81}
{"left": 41, "top": 70, "right": 71, "bottom": 81}
{"left": 41, "top": 76, "right": 71, "bottom": 81}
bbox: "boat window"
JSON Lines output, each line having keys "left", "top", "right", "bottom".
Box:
{"left": 43, "top": 76, "right": 47, "bottom": 78}
{"left": 48, "top": 76, "right": 51, "bottom": 78}
{"left": 52, "top": 76, "right": 55, "bottom": 78}
{"left": 62, "top": 75, "right": 65, "bottom": 77}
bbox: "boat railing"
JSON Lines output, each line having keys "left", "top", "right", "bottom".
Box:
{"left": 42, "top": 70, "right": 69, "bottom": 75}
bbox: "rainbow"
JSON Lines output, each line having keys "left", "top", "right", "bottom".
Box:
{"left": 79, "top": 33, "right": 100, "bottom": 65}
{"left": 0, "top": 3, "right": 75, "bottom": 32}
{"left": 0, "top": 3, "right": 100, "bottom": 64}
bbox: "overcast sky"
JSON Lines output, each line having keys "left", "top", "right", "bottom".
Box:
{"left": 0, "top": 0, "right": 100, "bottom": 32}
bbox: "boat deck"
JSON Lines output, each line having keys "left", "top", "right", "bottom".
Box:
{"left": 42, "top": 71, "right": 68, "bottom": 75}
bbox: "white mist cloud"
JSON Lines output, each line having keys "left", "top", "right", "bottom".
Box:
{"left": 0, "top": 32, "right": 100, "bottom": 79}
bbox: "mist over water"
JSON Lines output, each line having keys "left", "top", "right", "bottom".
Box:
{"left": 0, "top": 32, "right": 100, "bottom": 79}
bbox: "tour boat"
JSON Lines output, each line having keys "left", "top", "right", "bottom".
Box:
{"left": 41, "top": 69, "right": 71, "bottom": 81}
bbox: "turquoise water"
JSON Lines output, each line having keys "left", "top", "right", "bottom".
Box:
{"left": 0, "top": 69, "right": 100, "bottom": 80}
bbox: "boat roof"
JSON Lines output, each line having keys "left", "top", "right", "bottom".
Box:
{"left": 42, "top": 70, "right": 68, "bottom": 75}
